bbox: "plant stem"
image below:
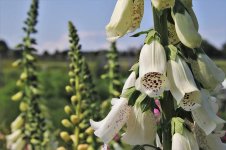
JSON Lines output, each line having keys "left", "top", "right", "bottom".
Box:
{"left": 152, "top": 7, "right": 175, "bottom": 150}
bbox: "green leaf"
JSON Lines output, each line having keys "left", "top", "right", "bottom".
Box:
{"left": 128, "top": 90, "right": 141, "bottom": 106}
{"left": 167, "top": 44, "right": 178, "bottom": 61}
{"left": 144, "top": 30, "right": 160, "bottom": 44}
{"left": 129, "top": 62, "right": 139, "bottom": 77}
{"left": 121, "top": 86, "right": 136, "bottom": 98}
{"left": 171, "top": 117, "right": 185, "bottom": 135}
{"left": 140, "top": 96, "right": 155, "bottom": 112}
{"left": 130, "top": 29, "right": 153, "bottom": 37}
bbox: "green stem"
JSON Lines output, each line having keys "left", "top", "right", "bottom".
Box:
{"left": 152, "top": 7, "right": 175, "bottom": 150}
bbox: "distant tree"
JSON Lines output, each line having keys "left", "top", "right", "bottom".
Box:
{"left": 222, "top": 42, "right": 226, "bottom": 56}
{"left": 0, "top": 40, "right": 9, "bottom": 57}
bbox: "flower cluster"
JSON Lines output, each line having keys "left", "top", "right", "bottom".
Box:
{"left": 57, "top": 21, "right": 101, "bottom": 150}
{"left": 101, "top": 42, "right": 122, "bottom": 116}
{"left": 90, "top": 0, "right": 226, "bottom": 149}
{"left": 7, "top": 0, "right": 50, "bottom": 149}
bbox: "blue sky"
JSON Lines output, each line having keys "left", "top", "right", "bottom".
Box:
{"left": 0, "top": 0, "right": 226, "bottom": 53}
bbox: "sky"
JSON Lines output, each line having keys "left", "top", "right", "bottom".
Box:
{"left": 0, "top": 0, "right": 226, "bottom": 54}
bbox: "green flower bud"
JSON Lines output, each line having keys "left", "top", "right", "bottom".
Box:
{"left": 20, "top": 72, "right": 28, "bottom": 80}
{"left": 64, "top": 105, "right": 72, "bottom": 115}
{"left": 79, "top": 122, "right": 88, "bottom": 129}
{"left": 11, "top": 116, "right": 24, "bottom": 131}
{"left": 65, "top": 85, "right": 73, "bottom": 93}
{"left": 19, "top": 102, "right": 28, "bottom": 111}
{"left": 26, "top": 54, "right": 35, "bottom": 61}
{"left": 11, "top": 91, "right": 23, "bottom": 101}
{"left": 12, "top": 59, "right": 22, "bottom": 67}
{"left": 71, "top": 95, "right": 77, "bottom": 103}
{"left": 85, "top": 127, "right": 94, "bottom": 135}
{"left": 70, "top": 135, "right": 76, "bottom": 144}
{"left": 79, "top": 133, "right": 85, "bottom": 139}
{"left": 69, "top": 79, "right": 75, "bottom": 85}
{"left": 70, "top": 115, "right": 79, "bottom": 124}
{"left": 60, "top": 131, "right": 71, "bottom": 142}
{"left": 68, "top": 71, "right": 74, "bottom": 77}
{"left": 57, "top": 147, "right": 66, "bottom": 150}
{"left": 16, "top": 80, "right": 23, "bottom": 87}
{"left": 61, "top": 119, "right": 73, "bottom": 128}
{"left": 86, "top": 136, "right": 93, "bottom": 144}
{"left": 31, "top": 138, "right": 40, "bottom": 144}
{"left": 79, "top": 84, "right": 85, "bottom": 90}
{"left": 78, "top": 144, "right": 89, "bottom": 150}
{"left": 152, "top": 0, "right": 175, "bottom": 10}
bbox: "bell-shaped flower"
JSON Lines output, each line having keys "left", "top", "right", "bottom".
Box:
{"left": 192, "top": 89, "right": 225, "bottom": 135}
{"left": 121, "top": 106, "right": 156, "bottom": 146}
{"left": 172, "top": 8, "right": 202, "bottom": 48}
{"left": 10, "top": 137, "right": 26, "bottom": 150}
{"left": 167, "top": 57, "right": 201, "bottom": 111}
{"left": 90, "top": 72, "right": 157, "bottom": 146}
{"left": 195, "top": 123, "right": 226, "bottom": 150}
{"left": 189, "top": 53, "right": 225, "bottom": 90}
{"left": 6, "top": 130, "right": 22, "bottom": 149}
{"left": 151, "top": 0, "right": 175, "bottom": 10}
{"left": 106, "top": 0, "right": 144, "bottom": 42}
{"left": 172, "top": 129, "right": 199, "bottom": 150}
{"left": 135, "top": 41, "right": 168, "bottom": 97}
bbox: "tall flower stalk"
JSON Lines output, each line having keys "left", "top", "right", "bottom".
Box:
{"left": 101, "top": 42, "right": 122, "bottom": 116}
{"left": 57, "top": 21, "right": 100, "bottom": 150}
{"left": 91, "top": 0, "right": 225, "bottom": 150}
{"left": 7, "top": 0, "right": 49, "bottom": 149}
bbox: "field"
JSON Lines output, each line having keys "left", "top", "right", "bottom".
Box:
{"left": 0, "top": 57, "right": 226, "bottom": 149}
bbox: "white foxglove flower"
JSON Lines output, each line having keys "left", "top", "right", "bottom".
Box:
{"left": 106, "top": 0, "right": 144, "bottom": 42}
{"left": 195, "top": 123, "right": 226, "bottom": 150}
{"left": 192, "top": 89, "right": 225, "bottom": 135}
{"left": 172, "top": 9, "right": 202, "bottom": 48}
{"left": 135, "top": 41, "right": 168, "bottom": 97}
{"left": 189, "top": 53, "right": 225, "bottom": 90}
{"left": 90, "top": 72, "right": 156, "bottom": 146}
{"left": 6, "top": 130, "right": 22, "bottom": 149}
{"left": 172, "top": 129, "right": 199, "bottom": 150}
{"left": 167, "top": 57, "right": 201, "bottom": 111}
{"left": 222, "top": 79, "right": 226, "bottom": 89}
{"left": 152, "top": 0, "right": 175, "bottom": 10}
{"left": 11, "top": 115, "right": 24, "bottom": 131}
{"left": 122, "top": 106, "right": 156, "bottom": 146}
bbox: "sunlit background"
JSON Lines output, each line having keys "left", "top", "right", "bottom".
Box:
{"left": 0, "top": 0, "right": 226, "bottom": 149}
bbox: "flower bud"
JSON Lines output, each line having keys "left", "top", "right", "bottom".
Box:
{"left": 173, "top": 9, "right": 202, "bottom": 48}
{"left": 65, "top": 85, "right": 73, "bottom": 93}
{"left": 68, "top": 71, "right": 74, "bottom": 77}
{"left": 71, "top": 95, "right": 77, "bottom": 103}
{"left": 79, "top": 133, "right": 85, "bottom": 139}
{"left": 26, "top": 54, "right": 35, "bottom": 61}
{"left": 60, "top": 131, "right": 71, "bottom": 142}
{"left": 11, "top": 91, "right": 23, "bottom": 101}
{"left": 57, "top": 147, "right": 66, "bottom": 150}
{"left": 152, "top": 0, "right": 175, "bottom": 10}
{"left": 12, "top": 59, "right": 22, "bottom": 67}
{"left": 78, "top": 144, "right": 89, "bottom": 150}
{"left": 64, "top": 105, "right": 72, "bottom": 115}
{"left": 19, "top": 102, "right": 28, "bottom": 111}
{"left": 79, "top": 122, "right": 88, "bottom": 129}
{"left": 190, "top": 53, "right": 225, "bottom": 90}
{"left": 31, "top": 138, "right": 39, "bottom": 144}
{"left": 11, "top": 116, "right": 24, "bottom": 131}
{"left": 61, "top": 119, "right": 73, "bottom": 128}
{"left": 85, "top": 127, "right": 94, "bottom": 135}
{"left": 86, "top": 136, "right": 93, "bottom": 144}
{"left": 70, "top": 79, "right": 75, "bottom": 85}
{"left": 20, "top": 72, "right": 28, "bottom": 80}
{"left": 16, "top": 80, "right": 23, "bottom": 87}
{"left": 70, "top": 115, "right": 79, "bottom": 124}
{"left": 79, "top": 84, "right": 85, "bottom": 90}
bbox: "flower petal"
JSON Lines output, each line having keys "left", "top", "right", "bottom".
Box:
{"left": 122, "top": 106, "right": 156, "bottom": 145}
{"left": 206, "top": 134, "right": 226, "bottom": 150}
{"left": 122, "top": 71, "right": 136, "bottom": 94}
{"left": 173, "top": 9, "right": 202, "bottom": 48}
{"left": 139, "top": 41, "right": 166, "bottom": 76}
{"left": 167, "top": 57, "right": 201, "bottom": 111}
{"left": 190, "top": 53, "right": 225, "bottom": 90}
{"left": 192, "top": 89, "right": 225, "bottom": 135}
{"left": 172, "top": 129, "right": 199, "bottom": 150}
{"left": 90, "top": 98, "right": 131, "bottom": 143}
